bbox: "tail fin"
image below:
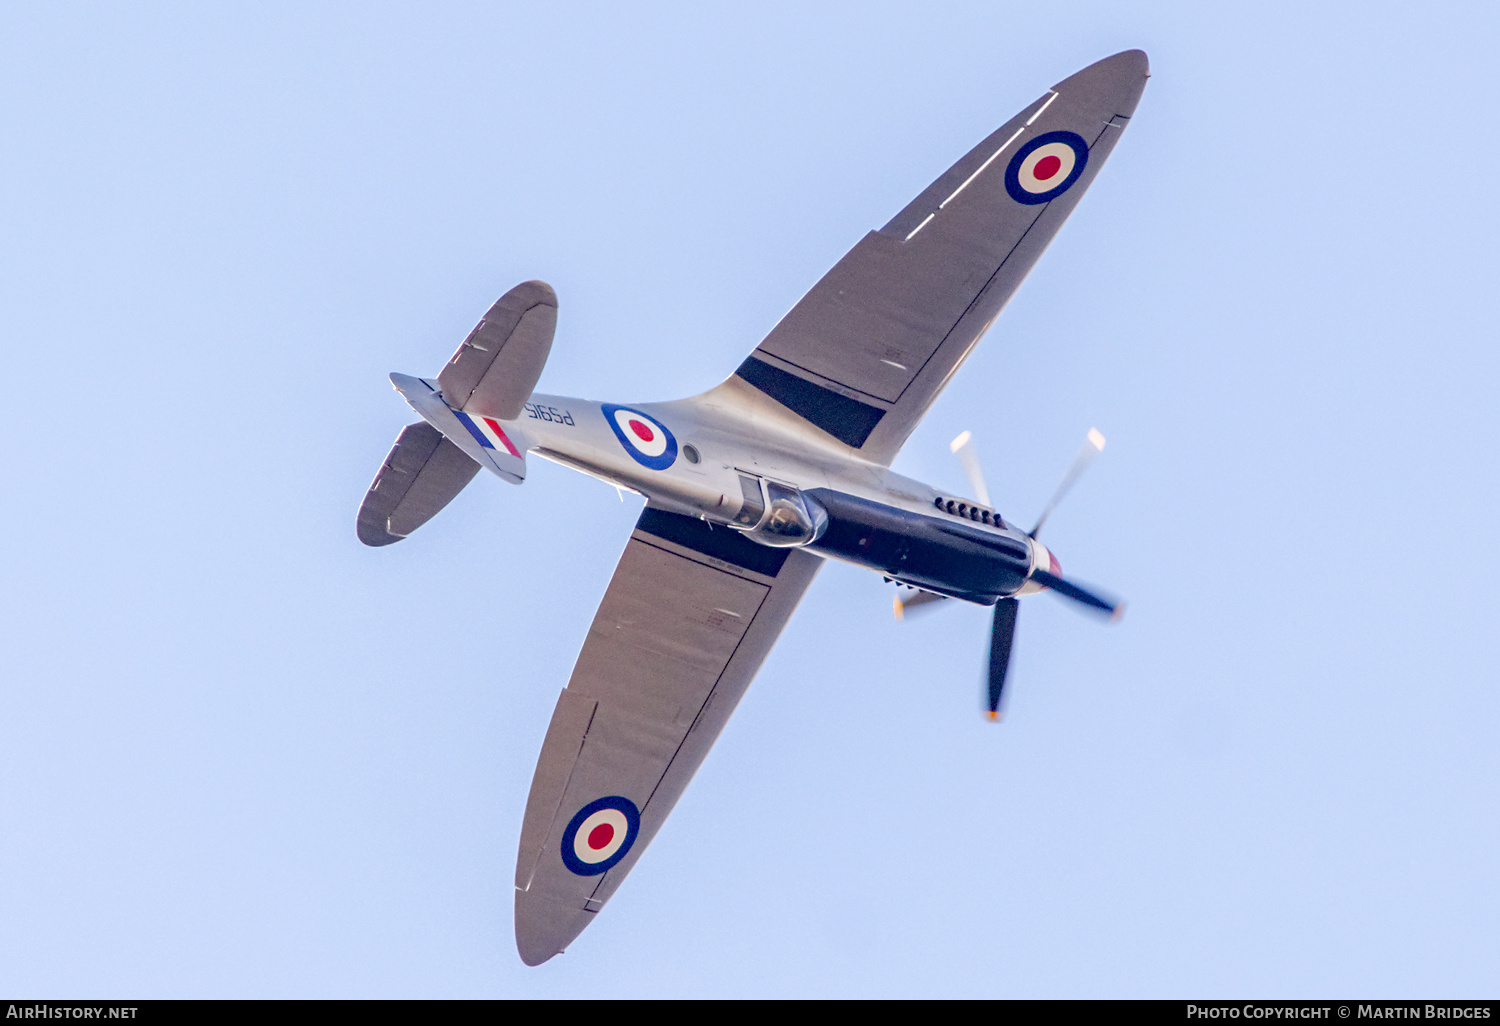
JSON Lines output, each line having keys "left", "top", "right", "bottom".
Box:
{"left": 357, "top": 422, "right": 480, "bottom": 546}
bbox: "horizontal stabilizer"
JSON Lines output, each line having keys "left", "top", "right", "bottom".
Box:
{"left": 357, "top": 422, "right": 480, "bottom": 546}
{"left": 438, "top": 280, "right": 557, "bottom": 421}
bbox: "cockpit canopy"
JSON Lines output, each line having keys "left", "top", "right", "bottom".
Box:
{"left": 732, "top": 475, "right": 828, "bottom": 548}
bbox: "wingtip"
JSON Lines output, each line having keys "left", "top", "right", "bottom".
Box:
{"left": 518, "top": 946, "right": 560, "bottom": 967}
{"left": 1054, "top": 49, "right": 1151, "bottom": 108}
{"left": 1107, "top": 48, "right": 1150, "bottom": 75}
{"left": 514, "top": 889, "right": 594, "bottom": 968}
{"left": 355, "top": 525, "right": 402, "bottom": 547}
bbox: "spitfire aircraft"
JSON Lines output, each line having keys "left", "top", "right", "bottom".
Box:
{"left": 358, "top": 50, "right": 1148, "bottom": 965}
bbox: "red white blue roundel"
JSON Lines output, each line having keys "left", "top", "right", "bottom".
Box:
{"left": 1005, "top": 131, "right": 1089, "bottom": 205}
{"left": 560, "top": 795, "right": 641, "bottom": 876}
{"left": 602, "top": 405, "right": 677, "bottom": 470}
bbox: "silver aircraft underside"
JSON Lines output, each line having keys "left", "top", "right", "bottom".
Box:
{"left": 357, "top": 50, "right": 1149, "bottom": 965}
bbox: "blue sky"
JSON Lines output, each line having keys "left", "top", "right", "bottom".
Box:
{"left": 3, "top": 0, "right": 1498, "bottom": 997}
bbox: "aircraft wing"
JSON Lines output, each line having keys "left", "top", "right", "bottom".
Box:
{"left": 729, "top": 50, "right": 1148, "bottom": 465}
{"left": 513, "top": 507, "right": 822, "bottom": 964}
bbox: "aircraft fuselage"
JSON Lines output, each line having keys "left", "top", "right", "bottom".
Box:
{"left": 396, "top": 374, "right": 1051, "bottom": 606}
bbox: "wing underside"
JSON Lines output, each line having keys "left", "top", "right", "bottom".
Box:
{"left": 724, "top": 49, "right": 1149, "bottom": 465}
{"left": 514, "top": 508, "right": 822, "bottom": 964}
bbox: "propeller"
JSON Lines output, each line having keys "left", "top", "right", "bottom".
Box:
{"left": 950, "top": 427, "right": 1121, "bottom": 720}
{"left": 1029, "top": 427, "right": 1105, "bottom": 538}
{"left": 893, "top": 586, "right": 947, "bottom": 620}
{"left": 986, "top": 598, "right": 1019, "bottom": 719}
{"left": 949, "top": 431, "right": 991, "bottom": 507}
{"left": 1029, "top": 569, "right": 1122, "bottom": 619}
{"left": 893, "top": 428, "right": 1120, "bottom": 718}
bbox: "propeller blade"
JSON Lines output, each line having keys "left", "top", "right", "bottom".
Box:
{"left": 1029, "top": 568, "right": 1124, "bottom": 619}
{"left": 893, "top": 588, "right": 948, "bottom": 620}
{"left": 986, "top": 598, "right": 1020, "bottom": 720}
{"left": 949, "top": 431, "right": 991, "bottom": 508}
{"left": 1030, "top": 427, "right": 1105, "bottom": 538}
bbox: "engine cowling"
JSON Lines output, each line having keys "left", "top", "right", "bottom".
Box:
{"left": 802, "top": 488, "right": 1032, "bottom": 604}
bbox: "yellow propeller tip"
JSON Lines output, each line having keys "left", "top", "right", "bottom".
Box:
{"left": 986, "top": 710, "right": 999, "bottom": 721}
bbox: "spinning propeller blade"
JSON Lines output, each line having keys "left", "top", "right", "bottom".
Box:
{"left": 986, "top": 598, "right": 1020, "bottom": 720}
{"left": 1030, "top": 428, "right": 1105, "bottom": 538}
{"left": 893, "top": 588, "right": 948, "bottom": 620}
{"left": 1030, "top": 569, "right": 1123, "bottom": 619}
{"left": 949, "top": 431, "right": 991, "bottom": 508}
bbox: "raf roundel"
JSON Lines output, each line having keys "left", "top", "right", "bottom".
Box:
{"left": 602, "top": 404, "right": 678, "bottom": 470}
{"left": 1005, "top": 130, "right": 1089, "bottom": 205}
{"left": 560, "top": 796, "right": 641, "bottom": 876}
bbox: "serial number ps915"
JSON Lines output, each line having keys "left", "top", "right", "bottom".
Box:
{"left": 524, "top": 404, "right": 574, "bottom": 425}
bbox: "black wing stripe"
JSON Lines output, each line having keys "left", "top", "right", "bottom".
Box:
{"left": 635, "top": 506, "right": 791, "bottom": 577}
{"left": 733, "top": 356, "right": 886, "bottom": 448}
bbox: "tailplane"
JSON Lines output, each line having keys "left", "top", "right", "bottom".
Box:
{"left": 358, "top": 422, "right": 480, "bottom": 546}
{"left": 356, "top": 280, "right": 557, "bottom": 545}
{"left": 439, "top": 280, "right": 556, "bottom": 420}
